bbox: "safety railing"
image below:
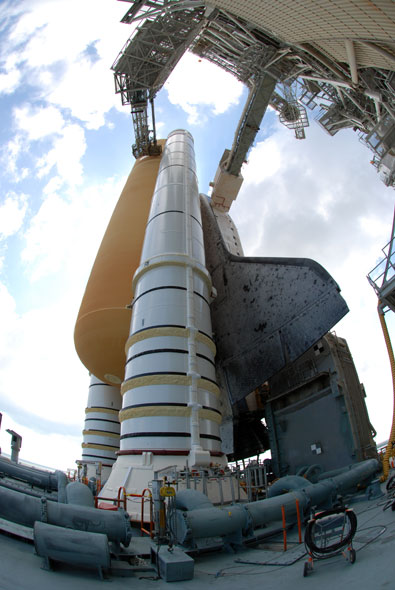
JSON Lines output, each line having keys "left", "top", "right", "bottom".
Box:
{"left": 368, "top": 207, "right": 395, "bottom": 298}
{"left": 140, "top": 488, "right": 154, "bottom": 538}
{"left": 368, "top": 235, "right": 395, "bottom": 294}
{"left": 95, "top": 486, "right": 154, "bottom": 538}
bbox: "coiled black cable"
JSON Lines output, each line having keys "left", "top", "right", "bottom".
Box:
{"left": 386, "top": 474, "right": 395, "bottom": 494}
{"left": 304, "top": 508, "right": 357, "bottom": 555}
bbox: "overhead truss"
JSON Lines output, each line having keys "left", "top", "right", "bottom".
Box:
{"left": 114, "top": 0, "right": 395, "bottom": 187}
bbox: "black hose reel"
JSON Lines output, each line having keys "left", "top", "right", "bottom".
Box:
{"left": 303, "top": 507, "right": 357, "bottom": 576}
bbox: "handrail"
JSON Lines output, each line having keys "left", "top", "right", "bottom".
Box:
{"left": 368, "top": 209, "right": 395, "bottom": 292}
{"left": 140, "top": 488, "right": 154, "bottom": 538}
{"left": 117, "top": 486, "right": 127, "bottom": 510}
{"left": 368, "top": 257, "right": 395, "bottom": 292}
{"left": 95, "top": 487, "right": 154, "bottom": 538}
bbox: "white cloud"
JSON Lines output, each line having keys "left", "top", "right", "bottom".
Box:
{"left": 43, "top": 175, "right": 63, "bottom": 195}
{"left": 242, "top": 135, "right": 282, "bottom": 184}
{"left": 21, "top": 194, "right": 70, "bottom": 278}
{"left": 0, "top": 176, "right": 126, "bottom": 465}
{"left": 11, "top": 107, "right": 85, "bottom": 186}
{"left": 0, "top": 1, "right": 133, "bottom": 469}
{"left": 2, "top": 135, "right": 26, "bottom": 180}
{"left": 314, "top": 190, "right": 333, "bottom": 221}
{"left": 0, "top": 278, "right": 89, "bottom": 457}
{"left": 359, "top": 214, "right": 390, "bottom": 240}
{"left": 0, "top": 281, "right": 17, "bottom": 326}
{"left": 0, "top": 67, "right": 20, "bottom": 94}
{"left": 7, "top": 0, "right": 123, "bottom": 68}
{"left": 232, "top": 122, "right": 392, "bottom": 261}
{"left": 0, "top": 411, "right": 81, "bottom": 472}
{"left": 0, "top": 283, "right": 21, "bottom": 374}
{"left": 0, "top": 0, "right": 133, "bottom": 188}
{"left": 0, "top": 192, "right": 28, "bottom": 238}
{"left": 2, "top": 0, "right": 129, "bottom": 129}
{"left": 36, "top": 123, "right": 86, "bottom": 185}
{"left": 47, "top": 53, "right": 119, "bottom": 130}
{"left": 14, "top": 104, "right": 64, "bottom": 140}
{"left": 21, "top": 175, "right": 123, "bottom": 282}
{"left": 165, "top": 52, "right": 244, "bottom": 124}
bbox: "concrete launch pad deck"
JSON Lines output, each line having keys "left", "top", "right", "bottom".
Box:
{"left": 1, "top": 484, "right": 394, "bottom": 590}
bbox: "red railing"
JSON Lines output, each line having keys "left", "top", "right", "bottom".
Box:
{"left": 95, "top": 486, "right": 154, "bottom": 538}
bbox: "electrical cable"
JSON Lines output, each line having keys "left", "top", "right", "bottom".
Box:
{"left": 234, "top": 551, "right": 306, "bottom": 567}
{"left": 353, "top": 525, "right": 386, "bottom": 551}
{"left": 194, "top": 524, "right": 387, "bottom": 578}
{"left": 386, "top": 474, "right": 395, "bottom": 493}
{"left": 304, "top": 508, "right": 357, "bottom": 556}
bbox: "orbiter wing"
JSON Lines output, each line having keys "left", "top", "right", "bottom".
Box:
{"left": 200, "top": 196, "right": 349, "bottom": 404}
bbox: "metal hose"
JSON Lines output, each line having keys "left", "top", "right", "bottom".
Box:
{"left": 378, "top": 303, "right": 395, "bottom": 481}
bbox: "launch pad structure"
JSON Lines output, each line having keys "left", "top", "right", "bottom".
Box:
{"left": 112, "top": 0, "right": 395, "bottom": 191}
{"left": 73, "top": 0, "right": 395, "bottom": 518}
{"left": 2, "top": 3, "right": 395, "bottom": 587}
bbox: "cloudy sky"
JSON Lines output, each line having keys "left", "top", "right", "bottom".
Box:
{"left": 0, "top": 0, "right": 393, "bottom": 471}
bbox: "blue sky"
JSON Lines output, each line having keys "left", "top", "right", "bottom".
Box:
{"left": 0, "top": 0, "right": 394, "bottom": 470}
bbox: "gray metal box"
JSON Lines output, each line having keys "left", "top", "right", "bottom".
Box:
{"left": 151, "top": 544, "right": 194, "bottom": 582}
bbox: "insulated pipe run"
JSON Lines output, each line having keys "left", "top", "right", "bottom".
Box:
{"left": 175, "top": 459, "right": 379, "bottom": 543}
{"left": 244, "top": 459, "right": 379, "bottom": 531}
{"left": 0, "top": 485, "right": 132, "bottom": 546}
{"left": 81, "top": 374, "right": 121, "bottom": 479}
{"left": 0, "top": 456, "right": 63, "bottom": 492}
{"left": 245, "top": 459, "right": 379, "bottom": 529}
{"left": 120, "top": 130, "right": 222, "bottom": 467}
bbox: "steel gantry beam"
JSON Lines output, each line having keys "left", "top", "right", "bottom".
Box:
{"left": 113, "top": 0, "right": 395, "bottom": 186}
{"left": 112, "top": 2, "right": 206, "bottom": 156}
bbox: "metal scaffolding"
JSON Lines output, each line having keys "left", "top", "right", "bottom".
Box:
{"left": 112, "top": 1, "right": 205, "bottom": 156}
{"left": 113, "top": 0, "right": 395, "bottom": 186}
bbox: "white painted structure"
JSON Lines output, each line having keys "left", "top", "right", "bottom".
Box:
{"left": 81, "top": 374, "right": 121, "bottom": 481}
{"left": 100, "top": 131, "right": 233, "bottom": 515}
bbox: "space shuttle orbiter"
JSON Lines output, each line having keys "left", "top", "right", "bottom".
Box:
{"left": 74, "top": 130, "right": 347, "bottom": 515}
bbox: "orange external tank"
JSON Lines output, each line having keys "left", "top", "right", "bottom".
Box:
{"left": 74, "top": 147, "right": 163, "bottom": 385}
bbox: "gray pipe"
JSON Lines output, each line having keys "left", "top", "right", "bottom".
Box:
{"left": 57, "top": 471, "right": 68, "bottom": 503}
{"left": 175, "top": 459, "right": 379, "bottom": 544}
{"left": 267, "top": 475, "right": 311, "bottom": 498}
{"left": 34, "top": 522, "right": 111, "bottom": 574}
{"left": 175, "top": 489, "right": 214, "bottom": 511}
{"left": 317, "top": 464, "right": 357, "bottom": 481}
{"left": 0, "top": 479, "right": 57, "bottom": 499}
{"left": 328, "top": 458, "right": 380, "bottom": 494}
{"left": 0, "top": 456, "right": 59, "bottom": 490}
{"left": 245, "top": 458, "right": 379, "bottom": 529}
{"left": 304, "top": 464, "right": 323, "bottom": 482}
{"left": 0, "top": 485, "right": 132, "bottom": 546}
{"left": 65, "top": 481, "right": 95, "bottom": 507}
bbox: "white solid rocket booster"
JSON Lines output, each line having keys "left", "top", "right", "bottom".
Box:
{"left": 119, "top": 129, "right": 223, "bottom": 468}
{"left": 82, "top": 374, "right": 121, "bottom": 479}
